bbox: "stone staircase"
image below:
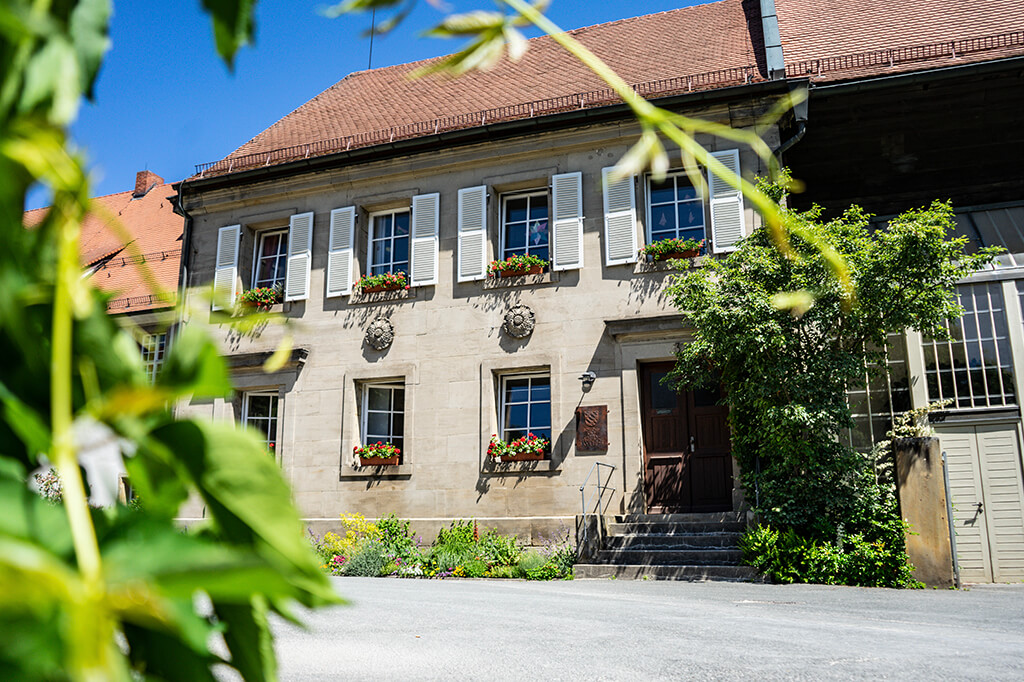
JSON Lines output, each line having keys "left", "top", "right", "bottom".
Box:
{"left": 573, "top": 512, "right": 760, "bottom": 581}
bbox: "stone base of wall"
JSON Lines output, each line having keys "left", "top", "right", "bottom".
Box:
{"left": 305, "top": 515, "right": 576, "bottom": 548}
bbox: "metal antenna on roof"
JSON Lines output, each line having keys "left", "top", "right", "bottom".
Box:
{"left": 367, "top": 8, "right": 375, "bottom": 70}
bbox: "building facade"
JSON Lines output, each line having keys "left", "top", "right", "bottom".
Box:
{"left": 176, "top": 0, "right": 1024, "bottom": 579}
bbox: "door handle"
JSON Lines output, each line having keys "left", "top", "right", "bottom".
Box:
{"left": 689, "top": 435, "right": 695, "bottom": 453}
{"left": 976, "top": 501, "right": 984, "bottom": 515}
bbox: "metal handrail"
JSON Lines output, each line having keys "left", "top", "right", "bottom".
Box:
{"left": 578, "top": 462, "right": 616, "bottom": 558}
{"left": 579, "top": 461, "right": 616, "bottom": 516}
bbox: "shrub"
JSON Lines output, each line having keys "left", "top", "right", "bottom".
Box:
{"left": 516, "top": 550, "right": 548, "bottom": 578}
{"left": 480, "top": 529, "right": 522, "bottom": 567}
{"left": 342, "top": 540, "right": 389, "bottom": 577}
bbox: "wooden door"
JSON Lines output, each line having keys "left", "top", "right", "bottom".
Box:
{"left": 942, "top": 423, "right": 1024, "bottom": 582}
{"left": 640, "top": 362, "right": 732, "bottom": 513}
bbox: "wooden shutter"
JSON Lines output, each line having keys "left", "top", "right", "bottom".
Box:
{"left": 285, "top": 211, "right": 313, "bottom": 301}
{"left": 602, "top": 167, "right": 638, "bottom": 266}
{"left": 551, "top": 171, "right": 583, "bottom": 271}
{"left": 326, "top": 206, "right": 356, "bottom": 297}
{"left": 410, "top": 193, "right": 439, "bottom": 286}
{"left": 212, "top": 224, "right": 240, "bottom": 311}
{"left": 457, "top": 186, "right": 488, "bottom": 282}
{"left": 709, "top": 149, "right": 745, "bottom": 254}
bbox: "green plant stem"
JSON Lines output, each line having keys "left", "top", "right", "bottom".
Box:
{"left": 52, "top": 200, "right": 102, "bottom": 584}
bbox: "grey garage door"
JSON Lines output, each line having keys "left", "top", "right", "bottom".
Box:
{"left": 939, "top": 423, "right": 1024, "bottom": 583}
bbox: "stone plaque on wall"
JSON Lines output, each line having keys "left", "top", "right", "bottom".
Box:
{"left": 576, "top": 405, "right": 608, "bottom": 452}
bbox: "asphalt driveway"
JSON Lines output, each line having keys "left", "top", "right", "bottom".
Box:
{"left": 265, "top": 577, "right": 1024, "bottom": 681}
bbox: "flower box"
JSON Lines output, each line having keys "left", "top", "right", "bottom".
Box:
{"left": 238, "top": 286, "right": 283, "bottom": 308}
{"left": 494, "top": 451, "right": 544, "bottom": 463}
{"left": 656, "top": 249, "right": 700, "bottom": 261}
{"left": 488, "top": 255, "right": 549, "bottom": 278}
{"left": 361, "top": 282, "right": 403, "bottom": 293}
{"left": 357, "top": 271, "right": 408, "bottom": 293}
{"left": 354, "top": 441, "right": 400, "bottom": 467}
{"left": 358, "top": 455, "right": 400, "bottom": 466}
{"left": 499, "top": 265, "right": 544, "bottom": 278}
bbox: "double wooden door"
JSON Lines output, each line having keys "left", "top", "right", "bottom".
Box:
{"left": 640, "top": 362, "right": 732, "bottom": 513}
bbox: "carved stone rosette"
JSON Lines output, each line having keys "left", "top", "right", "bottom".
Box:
{"left": 503, "top": 305, "right": 535, "bottom": 339}
{"left": 364, "top": 317, "right": 394, "bottom": 350}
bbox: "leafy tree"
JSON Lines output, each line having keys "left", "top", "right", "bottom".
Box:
{"left": 0, "top": 2, "right": 340, "bottom": 681}
{"left": 667, "top": 175, "right": 998, "bottom": 580}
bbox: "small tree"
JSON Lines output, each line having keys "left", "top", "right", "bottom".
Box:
{"left": 667, "top": 176, "right": 997, "bottom": 583}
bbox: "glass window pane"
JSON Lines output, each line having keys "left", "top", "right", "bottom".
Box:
{"left": 248, "top": 396, "right": 269, "bottom": 418}
{"left": 377, "top": 214, "right": 393, "bottom": 238}
{"left": 530, "top": 402, "right": 551, "bottom": 429}
{"left": 505, "top": 198, "right": 528, "bottom": 223}
{"left": 651, "top": 205, "right": 675, "bottom": 233}
{"left": 505, "top": 404, "right": 528, "bottom": 431}
{"left": 367, "top": 411, "right": 390, "bottom": 438}
{"left": 505, "top": 225, "right": 527, "bottom": 250}
{"left": 392, "top": 413, "right": 404, "bottom": 438}
{"left": 678, "top": 203, "right": 703, "bottom": 229}
{"left": 649, "top": 371, "right": 677, "bottom": 411}
{"left": 368, "top": 388, "right": 390, "bottom": 411}
{"left": 394, "top": 212, "right": 410, "bottom": 236}
{"left": 528, "top": 220, "right": 548, "bottom": 246}
{"left": 676, "top": 180, "right": 699, "bottom": 202}
{"left": 530, "top": 381, "right": 550, "bottom": 402}
{"left": 649, "top": 179, "right": 674, "bottom": 205}
{"left": 393, "top": 236, "right": 409, "bottom": 263}
{"left": 505, "top": 379, "right": 530, "bottom": 403}
{"left": 529, "top": 202, "right": 548, "bottom": 221}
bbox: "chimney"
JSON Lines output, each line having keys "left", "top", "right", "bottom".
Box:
{"left": 133, "top": 170, "right": 163, "bottom": 198}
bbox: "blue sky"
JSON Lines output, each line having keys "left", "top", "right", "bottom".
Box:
{"left": 33, "top": 1, "right": 701, "bottom": 208}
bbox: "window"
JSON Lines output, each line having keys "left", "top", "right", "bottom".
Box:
{"left": 501, "top": 191, "right": 549, "bottom": 261}
{"left": 368, "top": 209, "right": 410, "bottom": 276}
{"left": 243, "top": 393, "right": 279, "bottom": 455}
{"left": 252, "top": 229, "right": 288, "bottom": 289}
{"left": 500, "top": 374, "right": 551, "bottom": 447}
{"left": 647, "top": 170, "right": 706, "bottom": 245}
{"left": 139, "top": 332, "right": 166, "bottom": 384}
{"left": 923, "top": 282, "right": 1015, "bottom": 409}
{"left": 361, "top": 383, "right": 405, "bottom": 453}
{"left": 844, "top": 334, "right": 912, "bottom": 450}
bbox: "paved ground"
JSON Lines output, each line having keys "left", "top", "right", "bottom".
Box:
{"left": 266, "top": 577, "right": 1024, "bottom": 681}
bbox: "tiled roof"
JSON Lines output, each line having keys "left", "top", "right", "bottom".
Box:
{"left": 201, "top": 0, "right": 765, "bottom": 176}
{"left": 23, "top": 179, "right": 183, "bottom": 313}
{"left": 196, "top": 0, "right": 1024, "bottom": 178}
{"left": 777, "top": 0, "right": 1024, "bottom": 82}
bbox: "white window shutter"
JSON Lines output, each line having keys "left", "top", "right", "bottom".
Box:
{"left": 212, "top": 224, "right": 240, "bottom": 311}
{"left": 602, "top": 167, "right": 638, "bottom": 266}
{"left": 326, "top": 207, "right": 356, "bottom": 297}
{"left": 457, "top": 186, "right": 488, "bottom": 282}
{"left": 551, "top": 171, "right": 583, "bottom": 271}
{"left": 709, "top": 149, "right": 745, "bottom": 254}
{"left": 410, "top": 193, "right": 439, "bottom": 286}
{"left": 285, "top": 211, "right": 314, "bottom": 301}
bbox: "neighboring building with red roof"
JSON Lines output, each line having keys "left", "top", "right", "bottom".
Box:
{"left": 176, "top": 0, "right": 1024, "bottom": 582}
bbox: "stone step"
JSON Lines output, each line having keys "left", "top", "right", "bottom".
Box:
{"left": 607, "top": 521, "right": 746, "bottom": 536}
{"left": 603, "top": 533, "right": 742, "bottom": 550}
{"left": 573, "top": 563, "right": 760, "bottom": 581}
{"left": 612, "top": 512, "right": 745, "bottom": 524}
{"left": 596, "top": 548, "right": 744, "bottom": 566}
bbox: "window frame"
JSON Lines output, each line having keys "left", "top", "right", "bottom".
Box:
{"left": 499, "top": 189, "right": 551, "bottom": 262}
{"left": 139, "top": 331, "right": 167, "bottom": 384}
{"left": 250, "top": 227, "right": 289, "bottom": 290}
{"left": 498, "top": 372, "right": 552, "bottom": 450}
{"left": 360, "top": 382, "right": 405, "bottom": 454}
{"left": 644, "top": 168, "right": 708, "bottom": 247}
{"left": 367, "top": 207, "right": 412, "bottom": 277}
{"left": 242, "top": 391, "right": 281, "bottom": 456}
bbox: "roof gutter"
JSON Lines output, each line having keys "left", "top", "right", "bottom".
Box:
{"left": 172, "top": 178, "right": 193, "bottom": 343}
{"left": 182, "top": 79, "right": 794, "bottom": 196}
{"left": 808, "top": 54, "right": 1024, "bottom": 96}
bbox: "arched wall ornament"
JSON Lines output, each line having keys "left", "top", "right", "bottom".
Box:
{"left": 364, "top": 317, "right": 394, "bottom": 350}
{"left": 503, "top": 305, "right": 535, "bottom": 339}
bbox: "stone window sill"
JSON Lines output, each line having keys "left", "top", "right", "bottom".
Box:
{"left": 481, "top": 458, "right": 560, "bottom": 475}
{"left": 482, "top": 271, "right": 560, "bottom": 290}
{"left": 633, "top": 255, "right": 707, "bottom": 274}
{"left": 340, "top": 461, "right": 413, "bottom": 478}
{"left": 348, "top": 286, "right": 420, "bottom": 306}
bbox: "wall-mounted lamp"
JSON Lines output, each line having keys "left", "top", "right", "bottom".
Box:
{"left": 578, "top": 371, "right": 597, "bottom": 391}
